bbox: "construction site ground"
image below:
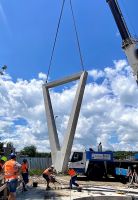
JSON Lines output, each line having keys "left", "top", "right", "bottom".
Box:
{"left": 16, "top": 175, "right": 138, "bottom": 200}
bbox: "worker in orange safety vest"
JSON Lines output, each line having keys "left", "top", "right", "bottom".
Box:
{"left": 68, "top": 168, "right": 79, "bottom": 189}
{"left": 4, "top": 153, "right": 21, "bottom": 200}
{"left": 42, "top": 165, "right": 55, "bottom": 189}
{"left": 21, "top": 159, "right": 29, "bottom": 191}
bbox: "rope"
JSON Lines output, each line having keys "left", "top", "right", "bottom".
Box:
{"left": 69, "top": 0, "right": 84, "bottom": 71}
{"left": 46, "top": 0, "right": 66, "bottom": 83}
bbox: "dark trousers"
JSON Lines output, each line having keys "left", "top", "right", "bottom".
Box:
{"left": 70, "top": 175, "right": 79, "bottom": 189}
{"left": 22, "top": 173, "right": 29, "bottom": 189}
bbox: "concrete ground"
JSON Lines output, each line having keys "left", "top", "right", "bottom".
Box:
{"left": 16, "top": 175, "right": 138, "bottom": 200}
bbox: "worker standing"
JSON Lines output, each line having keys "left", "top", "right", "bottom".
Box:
{"left": 42, "top": 165, "right": 54, "bottom": 189}
{"left": 98, "top": 142, "right": 102, "bottom": 152}
{"left": 68, "top": 168, "right": 79, "bottom": 189}
{"left": 4, "top": 153, "right": 21, "bottom": 200}
{"left": 21, "top": 159, "right": 29, "bottom": 191}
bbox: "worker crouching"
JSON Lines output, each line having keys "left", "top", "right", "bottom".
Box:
{"left": 68, "top": 168, "right": 79, "bottom": 189}
{"left": 21, "top": 159, "right": 29, "bottom": 191}
{"left": 42, "top": 165, "right": 55, "bottom": 189}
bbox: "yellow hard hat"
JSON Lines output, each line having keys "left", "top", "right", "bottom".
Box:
{"left": 1, "top": 156, "right": 7, "bottom": 162}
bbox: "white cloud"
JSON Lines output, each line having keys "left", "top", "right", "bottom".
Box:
{"left": 38, "top": 72, "right": 47, "bottom": 80}
{"left": 0, "top": 59, "right": 138, "bottom": 152}
{"left": 88, "top": 69, "right": 104, "bottom": 80}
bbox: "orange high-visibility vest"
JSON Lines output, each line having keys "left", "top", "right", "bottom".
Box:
{"left": 4, "top": 159, "right": 18, "bottom": 180}
{"left": 21, "top": 163, "right": 28, "bottom": 173}
{"left": 43, "top": 168, "right": 52, "bottom": 176}
{"left": 68, "top": 169, "right": 77, "bottom": 177}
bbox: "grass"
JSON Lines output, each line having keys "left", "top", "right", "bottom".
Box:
{"left": 29, "top": 169, "right": 43, "bottom": 176}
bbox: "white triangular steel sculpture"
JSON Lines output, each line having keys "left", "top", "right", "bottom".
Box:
{"left": 42, "top": 71, "right": 88, "bottom": 173}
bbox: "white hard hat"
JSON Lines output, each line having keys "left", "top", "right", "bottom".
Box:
{"left": 51, "top": 165, "right": 54, "bottom": 168}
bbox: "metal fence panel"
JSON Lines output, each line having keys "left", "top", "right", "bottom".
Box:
{"left": 18, "top": 157, "right": 52, "bottom": 170}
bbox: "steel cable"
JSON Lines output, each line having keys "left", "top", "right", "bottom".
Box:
{"left": 46, "top": 0, "right": 85, "bottom": 83}
{"left": 46, "top": 0, "right": 66, "bottom": 83}
{"left": 69, "top": 0, "right": 84, "bottom": 71}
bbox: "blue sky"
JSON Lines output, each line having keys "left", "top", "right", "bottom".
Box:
{"left": 0, "top": 0, "right": 138, "bottom": 152}
{"left": 0, "top": 0, "right": 137, "bottom": 80}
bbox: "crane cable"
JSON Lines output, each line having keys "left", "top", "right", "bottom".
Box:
{"left": 46, "top": 0, "right": 66, "bottom": 83}
{"left": 69, "top": 0, "right": 84, "bottom": 71}
{"left": 46, "top": 0, "right": 85, "bottom": 83}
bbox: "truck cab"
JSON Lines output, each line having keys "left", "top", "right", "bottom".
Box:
{"left": 68, "top": 150, "right": 113, "bottom": 179}
{"left": 69, "top": 151, "right": 86, "bottom": 174}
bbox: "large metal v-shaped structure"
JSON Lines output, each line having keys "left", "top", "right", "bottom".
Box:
{"left": 42, "top": 71, "right": 88, "bottom": 172}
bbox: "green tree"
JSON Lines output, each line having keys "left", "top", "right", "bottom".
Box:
{"left": 20, "top": 145, "right": 37, "bottom": 157}
{"left": 6, "top": 142, "right": 13, "bottom": 148}
{"left": 35, "top": 152, "right": 51, "bottom": 158}
{"left": 113, "top": 151, "right": 134, "bottom": 160}
{"left": 0, "top": 142, "right": 4, "bottom": 155}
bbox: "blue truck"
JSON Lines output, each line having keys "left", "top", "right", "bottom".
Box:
{"left": 68, "top": 150, "right": 138, "bottom": 181}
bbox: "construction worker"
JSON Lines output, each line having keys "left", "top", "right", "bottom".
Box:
{"left": 21, "top": 159, "right": 29, "bottom": 191}
{"left": 68, "top": 168, "right": 79, "bottom": 189}
{"left": 0, "top": 156, "right": 7, "bottom": 173}
{"left": 42, "top": 165, "right": 55, "bottom": 189}
{"left": 4, "top": 153, "right": 21, "bottom": 200}
{"left": 98, "top": 142, "right": 102, "bottom": 152}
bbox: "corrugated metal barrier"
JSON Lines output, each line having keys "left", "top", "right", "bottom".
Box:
{"left": 18, "top": 157, "right": 52, "bottom": 170}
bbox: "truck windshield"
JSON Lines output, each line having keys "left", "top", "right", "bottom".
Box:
{"left": 71, "top": 152, "right": 83, "bottom": 162}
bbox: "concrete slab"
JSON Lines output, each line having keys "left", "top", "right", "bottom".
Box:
{"left": 16, "top": 184, "right": 136, "bottom": 200}
{"left": 74, "top": 197, "right": 132, "bottom": 200}
{"left": 16, "top": 177, "right": 138, "bottom": 200}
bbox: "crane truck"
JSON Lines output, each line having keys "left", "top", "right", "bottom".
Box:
{"left": 68, "top": 0, "right": 138, "bottom": 181}
{"left": 68, "top": 149, "right": 138, "bottom": 181}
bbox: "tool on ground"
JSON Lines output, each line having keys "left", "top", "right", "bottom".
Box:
{"left": 49, "top": 175, "right": 64, "bottom": 189}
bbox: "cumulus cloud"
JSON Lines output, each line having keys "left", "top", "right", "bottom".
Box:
{"left": 38, "top": 72, "right": 47, "bottom": 80}
{"left": 88, "top": 69, "right": 105, "bottom": 80}
{"left": 0, "top": 60, "right": 138, "bottom": 152}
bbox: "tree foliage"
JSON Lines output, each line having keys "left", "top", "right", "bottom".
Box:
{"left": 0, "top": 142, "right": 4, "bottom": 154}
{"left": 20, "top": 145, "right": 51, "bottom": 157}
{"left": 20, "top": 145, "right": 37, "bottom": 157}
{"left": 35, "top": 152, "right": 51, "bottom": 158}
{"left": 113, "top": 151, "right": 134, "bottom": 160}
{"left": 6, "top": 142, "right": 13, "bottom": 148}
